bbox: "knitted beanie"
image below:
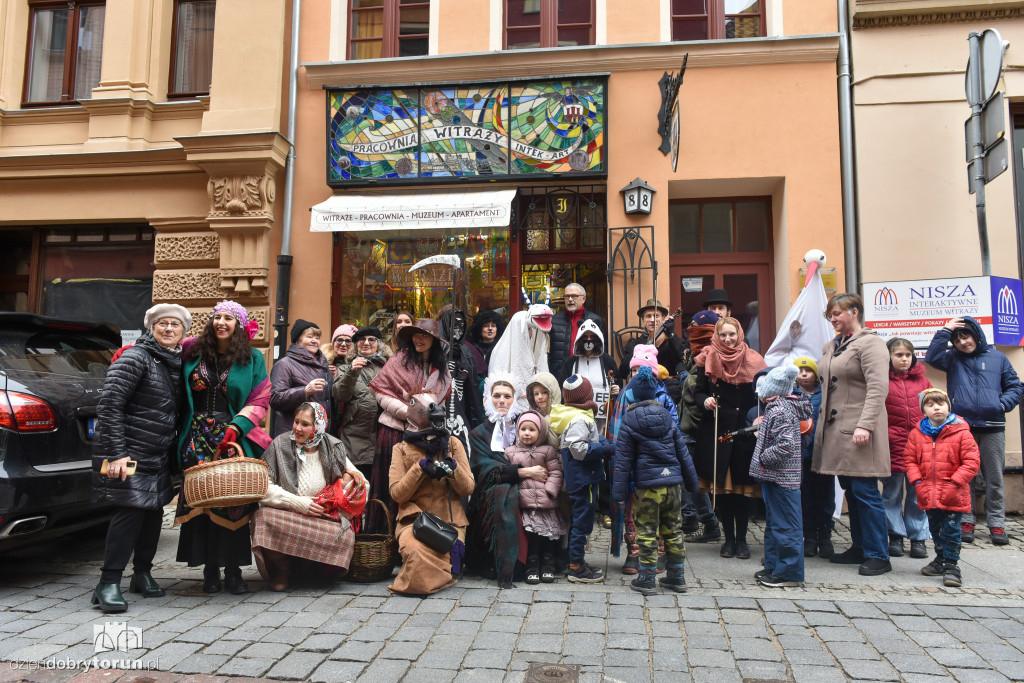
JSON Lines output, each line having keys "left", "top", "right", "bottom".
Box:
{"left": 793, "top": 356, "right": 818, "bottom": 377}
{"left": 143, "top": 303, "right": 192, "bottom": 332}
{"left": 691, "top": 310, "right": 720, "bottom": 327}
{"left": 628, "top": 365, "right": 658, "bottom": 402}
{"left": 919, "top": 388, "right": 950, "bottom": 411}
{"left": 291, "top": 319, "right": 320, "bottom": 344}
{"left": 562, "top": 375, "right": 598, "bottom": 412}
{"left": 517, "top": 410, "right": 544, "bottom": 433}
{"left": 332, "top": 324, "right": 358, "bottom": 342}
{"left": 629, "top": 344, "right": 659, "bottom": 371}
{"left": 756, "top": 365, "right": 799, "bottom": 399}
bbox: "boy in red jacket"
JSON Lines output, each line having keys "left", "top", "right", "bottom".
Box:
{"left": 904, "top": 389, "right": 981, "bottom": 588}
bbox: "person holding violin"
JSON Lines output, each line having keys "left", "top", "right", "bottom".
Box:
{"left": 618, "top": 299, "right": 686, "bottom": 380}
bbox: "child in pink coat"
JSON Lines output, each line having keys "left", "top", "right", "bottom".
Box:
{"left": 505, "top": 410, "right": 567, "bottom": 583}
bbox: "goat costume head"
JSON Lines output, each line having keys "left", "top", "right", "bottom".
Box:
{"left": 486, "top": 304, "right": 553, "bottom": 411}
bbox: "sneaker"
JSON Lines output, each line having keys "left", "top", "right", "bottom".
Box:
{"left": 682, "top": 515, "right": 700, "bottom": 534}
{"left": 858, "top": 558, "right": 892, "bottom": 576}
{"left": 630, "top": 566, "right": 658, "bottom": 595}
{"left": 921, "top": 557, "right": 944, "bottom": 576}
{"left": 525, "top": 567, "right": 540, "bottom": 585}
{"left": 888, "top": 535, "right": 905, "bottom": 557}
{"left": 568, "top": 561, "right": 604, "bottom": 584}
{"left": 943, "top": 564, "right": 963, "bottom": 588}
{"left": 660, "top": 564, "right": 688, "bottom": 593}
{"left": 991, "top": 527, "right": 1010, "bottom": 546}
{"left": 829, "top": 547, "right": 864, "bottom": 565}
{"left": 758, "top": 574, "right": 802, "bottom": 588}
{"left": 720, "top": 541, "right": 737, "bottom": 558}
{"left": 803, "top": 539, "right": 817, "bottom": 558}
{"left": 754, "top": 568, "right": 771, "bottom": 581}
{"left": 686, "top": 522, "right": 722, "bottom": 543}
{"left": 621, "top": 555, "right": 639, "bottom": 575}
{"left": 909, "top": 540, "right": 928, "bottom": 558}
{"left": 961, "top": 522, "right": 975, "bottom": 544}
{"left": 735, "top": 541, "right": 751, "bottom": 560}
{"left": 602, "top": 515, "right": 612, "bottom": 529}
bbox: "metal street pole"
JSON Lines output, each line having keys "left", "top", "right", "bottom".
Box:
{"left": 968, "top": 31, "right": 992, "bottom": 276}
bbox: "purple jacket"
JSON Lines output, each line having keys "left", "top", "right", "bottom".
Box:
{"left": 269, "top": 344, "right": 332, "bottom": 437}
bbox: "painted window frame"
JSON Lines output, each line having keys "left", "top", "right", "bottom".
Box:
{"left": 504, "top": 0, "right": 595, "bottom": 50}
{"left": 671, "top": 0, "right": 766, "bottom": 42}
{"left": 22, "top": 0, "right": 106, "bottom": 107}
{"left": 348, "top": 0, "right": 430, "bottom": 61}
{"left": 168, "top": 0, "right": 216, "bottom": 98}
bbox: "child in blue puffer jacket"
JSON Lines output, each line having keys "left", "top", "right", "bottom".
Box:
{"left": 614, "top": 366, "right": 698, "bottom": 595}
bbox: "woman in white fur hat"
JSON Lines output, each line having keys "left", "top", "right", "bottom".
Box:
{"left": 91, "top": 303, "right": 192, "bottom": 612}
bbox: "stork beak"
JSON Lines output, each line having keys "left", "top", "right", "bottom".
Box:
{"left": 533, "top": 314, "right": 552, "bottom": 332}
{"left": 804, "top": 260, "right": 819, "bottom": 289}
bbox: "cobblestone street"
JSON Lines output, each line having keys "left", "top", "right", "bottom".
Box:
{"left": 2, "top": 512, "right": 1024, "bottom": 682}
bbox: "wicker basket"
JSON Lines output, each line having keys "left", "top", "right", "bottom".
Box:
{"left": 183, "top": 441, "right": 269, "bottom": 509}
{"left": 346, "top": 498, "right": 398, "bottom": 583}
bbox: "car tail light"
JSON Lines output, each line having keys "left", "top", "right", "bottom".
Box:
{"left": 0, "top": 392, "right": 58, "bottom": 432}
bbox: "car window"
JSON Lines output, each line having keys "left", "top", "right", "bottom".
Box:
{"left": 0, "top": 329, "right": 116, "bottom": 377}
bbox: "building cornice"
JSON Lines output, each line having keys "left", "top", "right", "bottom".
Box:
{"left": 0, "top": 147, "right": 195, "bottom": 180}
{"left": 853, "top": 0, "right": 1024, "bottom": 29}
{"left": 303, "top": 35, "right": 840, "bottom": 89}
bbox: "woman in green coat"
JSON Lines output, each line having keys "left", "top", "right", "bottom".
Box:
{"left": 174, "top": 300, "right": 271, "bottom": 595}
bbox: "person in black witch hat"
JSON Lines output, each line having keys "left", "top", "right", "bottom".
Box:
{"left": 617, "top": 299, "right": 686, "bottom": 379}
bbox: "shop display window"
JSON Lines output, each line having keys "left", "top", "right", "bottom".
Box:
{"left": 337, "top": 228, "right": 511, "bottom": 347}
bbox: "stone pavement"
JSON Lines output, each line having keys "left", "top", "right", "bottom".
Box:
{"left": 2, "top": 512, "right": 1024, "bottom": 683}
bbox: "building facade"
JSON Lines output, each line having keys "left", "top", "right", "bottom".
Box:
{"left": 0, "top": 0, "right": 289, "bottom": 356}
{"left": 287, "top": 0, "right": 845, "bottom": 360}
{"left": 850, "top": 0, "right": 1024, "bottom": 509}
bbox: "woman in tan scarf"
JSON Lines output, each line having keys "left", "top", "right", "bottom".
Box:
{"left": 693, "top": 316, "right": 766, "bottom": 560}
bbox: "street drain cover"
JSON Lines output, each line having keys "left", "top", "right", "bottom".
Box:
{"left": 525, "top": 663, "right": 580, "bottom": 682}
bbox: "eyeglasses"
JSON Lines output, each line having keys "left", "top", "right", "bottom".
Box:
{"left": 334, "top": 338, "right": 353, "bottom": 346}
{"left": 357, "top": 338, "right": 378, "bottom": 346}
{"left": 564, "top": 294, "right": 582, "bottom": 300}
{"left": 155, "top": 321, "right": 183, "bottom": 329}
{"left": 824, "top": 310, "right": 848, "bottom": 321}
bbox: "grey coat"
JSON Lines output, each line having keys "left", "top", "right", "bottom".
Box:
{"left": 270, "top": 344, "right": 332, "bottom": 438}
{"left": 332, "top": 350, "right": 389, "bottom": 466}
{"left": 811, "top": 328, "right": 891, "bottom": 478}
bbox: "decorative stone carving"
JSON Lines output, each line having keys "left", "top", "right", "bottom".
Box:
{"left": 152, "top": 271, "right": 223, "bottom": 301}
{"left": 853, "top": 8, "right": 1024, "bottom": 29}
{"left": 154, "top": 234, "right": 220, "bottom": 264}
{"left": 207, "top": 175, "right": 274, "bottom": 217}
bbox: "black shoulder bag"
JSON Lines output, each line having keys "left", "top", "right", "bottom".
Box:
{"left": 412, "top": 478, "right": 458, "bottom": 554}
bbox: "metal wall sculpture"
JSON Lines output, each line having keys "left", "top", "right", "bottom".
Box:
{"left": 327, "top": 77, "right": 607, "bottom": 186}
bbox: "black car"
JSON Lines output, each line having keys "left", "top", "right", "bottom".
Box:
{"left": 0, "top": 313, "right": 120, "bottom": 550}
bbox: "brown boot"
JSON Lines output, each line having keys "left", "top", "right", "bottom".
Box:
{"left": 264, "top": 550, "right": 290, "bottom": 592}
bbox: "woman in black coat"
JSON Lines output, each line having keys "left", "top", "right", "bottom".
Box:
{"left": 91, "top": 304, "right": 190, "bottom": 612}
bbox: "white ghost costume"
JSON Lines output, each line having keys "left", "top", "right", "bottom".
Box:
{"left": 488, "top": 304, "right": 553, "bottom": 410}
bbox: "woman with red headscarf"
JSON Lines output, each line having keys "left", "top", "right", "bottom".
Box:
{"left": 692, "top": 316, "right": 766, "bottom": 561}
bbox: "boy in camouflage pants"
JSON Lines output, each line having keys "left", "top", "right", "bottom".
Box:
{"left": 613, "top": 366, "right": 699, "bottom": 594}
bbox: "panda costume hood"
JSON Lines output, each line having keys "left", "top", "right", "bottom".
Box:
{"left": 562, "top": 319, "right": 618, "bottom": 429}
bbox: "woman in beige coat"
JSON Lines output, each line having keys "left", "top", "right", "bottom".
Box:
{"left": 812, "top": 293, "right": 892, "bottom": 576}
{"left": 387, "top": 392, "right": 474, "bottom": 596}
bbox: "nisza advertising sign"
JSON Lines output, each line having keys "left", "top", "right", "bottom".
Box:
{"left": 863, "top": 276, "right": 1024, "bottom": 351}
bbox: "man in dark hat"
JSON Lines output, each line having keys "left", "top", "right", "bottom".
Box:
{"left": 702, "top": 289, "right": 733, "bottom": 319}
{"left": 617, "top": 298, "right": 686, "bottom": 379}
{"left": 548, "top": 283, "right": 607, "bottom": 385}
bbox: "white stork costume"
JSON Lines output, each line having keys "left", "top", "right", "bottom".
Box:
{"left": 763, "top": 249, "right": 833, "bottom": 368}
{"left": 488, "top": 304, "right": 553, "bottom": 410}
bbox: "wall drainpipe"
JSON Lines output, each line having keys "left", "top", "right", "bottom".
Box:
{"left": 837, "top": 0, "right": 860, "bottom": 293}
